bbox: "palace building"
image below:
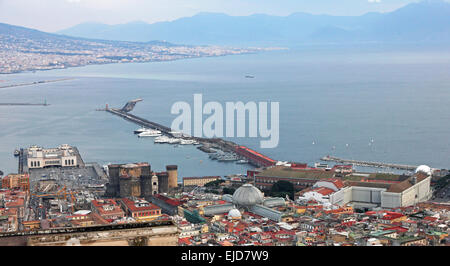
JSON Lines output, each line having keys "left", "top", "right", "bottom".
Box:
{"left": 27, "top": 144, "right": 80, "bottom": 169}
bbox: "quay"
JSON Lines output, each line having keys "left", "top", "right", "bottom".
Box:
{"left": 321, "top": 155, "right": 418, "bottom": 171}
{"left": 0, "top": 78, "right": 73, "bottom": 89}
{"left": 0, "top": 103, "right": 49, "bottom": 106}
{"left": 101, "top": 100, "right": 278, "bottom": 168}
{"left": 106, "top": 108, "right": 172, "bottom": 133}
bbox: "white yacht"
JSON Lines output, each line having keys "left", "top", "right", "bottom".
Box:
{"left": 154, "top": 136, "right": 170, "bottom": 143}
{"left": 168, "top": 138, "right": 181, "bottom": 144}
{"left": 180, "top": 139, "right": 196, "bottom": 145}
{"left": 169, "top": 131, "right": 184, "bottom": 138}
{"left": 138, "top": 130, "right": 162, "bottom": 137}
{"left": 134, "top": 127, "right": 149, "bottom": 134}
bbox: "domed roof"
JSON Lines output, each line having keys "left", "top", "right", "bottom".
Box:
{"left": 415, "top": 165, "right": 432, "bottom": 176}
{"left": 227, "top": 208, "right": 242, "bottom": 218}
{"left": 232, "top": 184, "right": 264, "bottom": 207}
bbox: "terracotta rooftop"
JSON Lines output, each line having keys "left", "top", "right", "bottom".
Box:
{"left": 386, "top": 173, "right": 429, "bottom": 193}
{"left": 257, "top": 166, "right": 335, "bottom": 179}
{"left": 121, "top": 198, "right": 160, "bottom": 212}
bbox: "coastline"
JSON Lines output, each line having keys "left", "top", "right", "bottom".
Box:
{"left": 0, "top": 47, "right": 286, "bottom": 75}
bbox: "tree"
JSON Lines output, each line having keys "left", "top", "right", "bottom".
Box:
{"left": 205, "top": 179, "right": 225, "bottom": 188}
{"left": 271, "top": 180, "right": 295, "bottom": 199}
{"left": 223, "top": 187, "right": 236, "bottom": 195}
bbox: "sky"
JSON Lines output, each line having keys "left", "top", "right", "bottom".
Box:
{"left": 0, "top": 0, "right": 425, "bottom": 32}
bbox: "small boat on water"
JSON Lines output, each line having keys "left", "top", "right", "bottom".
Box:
{"left": 236, "top": 159, "right": 249, "bottom": 164}
{"left": 245, "top": 75, "right": 255, "bottom": 79}
{"left": 218, "top": 153, "right": 239, "bottom": 162}
{"left": 14, "top": 150, "right": 20, "bottom": 157}
{"left": 169, "top": 131, "right": 184, "bottom": 138}
{"left": 138, "top": 129, "right": 162, "bottom": 138}
{"left": 155, "top": 136, "right": 170, "bottom": 143}
{"left": 168, "top": 138, "right": 181, "bottom": 144}
{"left": 180, "top": 139, "right": 196, "bottom": 145}
{"left": 134, "top": 127, "right": 149, "bottom": 134}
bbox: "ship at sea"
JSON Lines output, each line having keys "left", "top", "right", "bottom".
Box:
{"left": 134, "top": 127, "right": 149, "bottom": 134}
{"left": 180, "top": 139, "right": 199, "bottom": 145}
{"left": 138, "top": 129, "right": 162, "bottom": 137}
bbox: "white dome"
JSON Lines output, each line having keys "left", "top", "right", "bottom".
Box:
{"left": 227, "top": 209, "right": 242, "bottom": 218}
{"left": 415, "top": 165, "right": 432, "bottom": 176}
{"left": 232, "top": 184, "right": 264, "bottom": 207}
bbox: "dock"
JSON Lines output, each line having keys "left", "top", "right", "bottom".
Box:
{"left": 321, "top": 155, "right": 418, "bottom": 171}
{"left": 0, "top": 78, "right": 73, "bottom": 90}
{"left": 106, "top": 108, "right": 172, "bottom": 133}
{"left": 0, "top": 103, "right": 49, "bottom": 106}
{"left": 101, "top": 101, "right": 277, "bottom": 168}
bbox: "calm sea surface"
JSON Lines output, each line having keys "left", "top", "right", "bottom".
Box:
{"left": 1, "top": 45, "right": 450, "bottom": 179}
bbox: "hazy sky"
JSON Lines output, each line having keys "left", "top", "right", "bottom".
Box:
{"left": 0, "top": 0, "right": 425, "bottom": 32}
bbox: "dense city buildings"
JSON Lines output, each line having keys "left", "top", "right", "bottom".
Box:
{"left": 0, "top": 143, "right": 448, "bottom": 246}
{"left": 1, "top": 173, "right": 29, "bottom": 192}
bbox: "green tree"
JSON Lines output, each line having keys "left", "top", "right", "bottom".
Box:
{"left": 205, "top": 179, "right": 225, "bottom": 188}
{"left": 271, "top": 180, "right": 295, "bottom": 199}
{"left": 223, "top": 187, "right": 236, "bottom": 195}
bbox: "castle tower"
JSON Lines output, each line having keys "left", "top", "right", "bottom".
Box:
{"left": 166, "top": 165, "right": 178, "bottom": 189}
{"left": 152, "top": 174, "right": 159, "bottom": 195}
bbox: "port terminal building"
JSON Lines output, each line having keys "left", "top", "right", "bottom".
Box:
{"left": 26, "top": 144, "right": 81, "bottom": 169}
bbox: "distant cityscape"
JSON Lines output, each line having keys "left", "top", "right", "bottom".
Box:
{"left": 0, "top": 23, "right": 274, "bottom": 74}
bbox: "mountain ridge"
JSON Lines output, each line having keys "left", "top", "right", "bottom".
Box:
{"left": 56, "top": 1, "right": 450, "bottom": 46}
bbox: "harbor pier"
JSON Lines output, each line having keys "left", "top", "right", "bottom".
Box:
{"left": 321, "top": 155, "right": 418, "bottom": 171}
{"left": 101, "top": 100, "right": 277, "bottom": 168}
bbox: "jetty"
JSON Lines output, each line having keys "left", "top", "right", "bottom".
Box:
{"left": 100, "top": 100, "right": 277, "bottom": 168}
{"left": 321, "top": 155, "right": 418, "bottom": 171}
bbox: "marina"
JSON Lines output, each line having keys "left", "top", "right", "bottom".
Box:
{"left": 101, "top": 100, "right": 275, "bottom": 168}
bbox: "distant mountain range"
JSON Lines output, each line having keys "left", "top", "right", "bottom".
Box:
{"left": 57, "top": 0, "right": 450, "bottom": 46}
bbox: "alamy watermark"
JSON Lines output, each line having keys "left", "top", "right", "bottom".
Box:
{"left": 171, "top": 94, "right": 279, "bottom": 148}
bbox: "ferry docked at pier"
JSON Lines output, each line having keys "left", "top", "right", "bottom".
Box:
{"left": 138, "top": 129, "right": 162, "bottom": 137}
{"left": 134, "top": 126, "right": 149, "bottom": 134}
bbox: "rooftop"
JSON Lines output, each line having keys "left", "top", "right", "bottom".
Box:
{"left": 121, "top": 198, "right": 160, "bottom": 212}
{"left": 256, "top": 166, "right": 335, "bottom": 179}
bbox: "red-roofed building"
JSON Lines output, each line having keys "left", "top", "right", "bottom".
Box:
{"left": 234, "top": 146, "right": 276, "bottom": 167}
{"left": 178, "top": 237, "right": 193, "bottom": 246}
{"left": 384, "top": 226, "right": 408, "bottom": 233}
{"left": 382, "top": 212, "right": 407, "bottom": 224}
{"left": 91, "top": 199, "right": 125, "bottom": 221}
{"left": 120, "top": 198, "right": 162, "bottom": 221}
{"left": 150, "top": 194, "right": 183, "bottom": 216}
{"left": 2, "top": 174, "right": 30, "bottom": 192}
{"left": 424, "top": 216, "right": 438, "bottom": 222}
